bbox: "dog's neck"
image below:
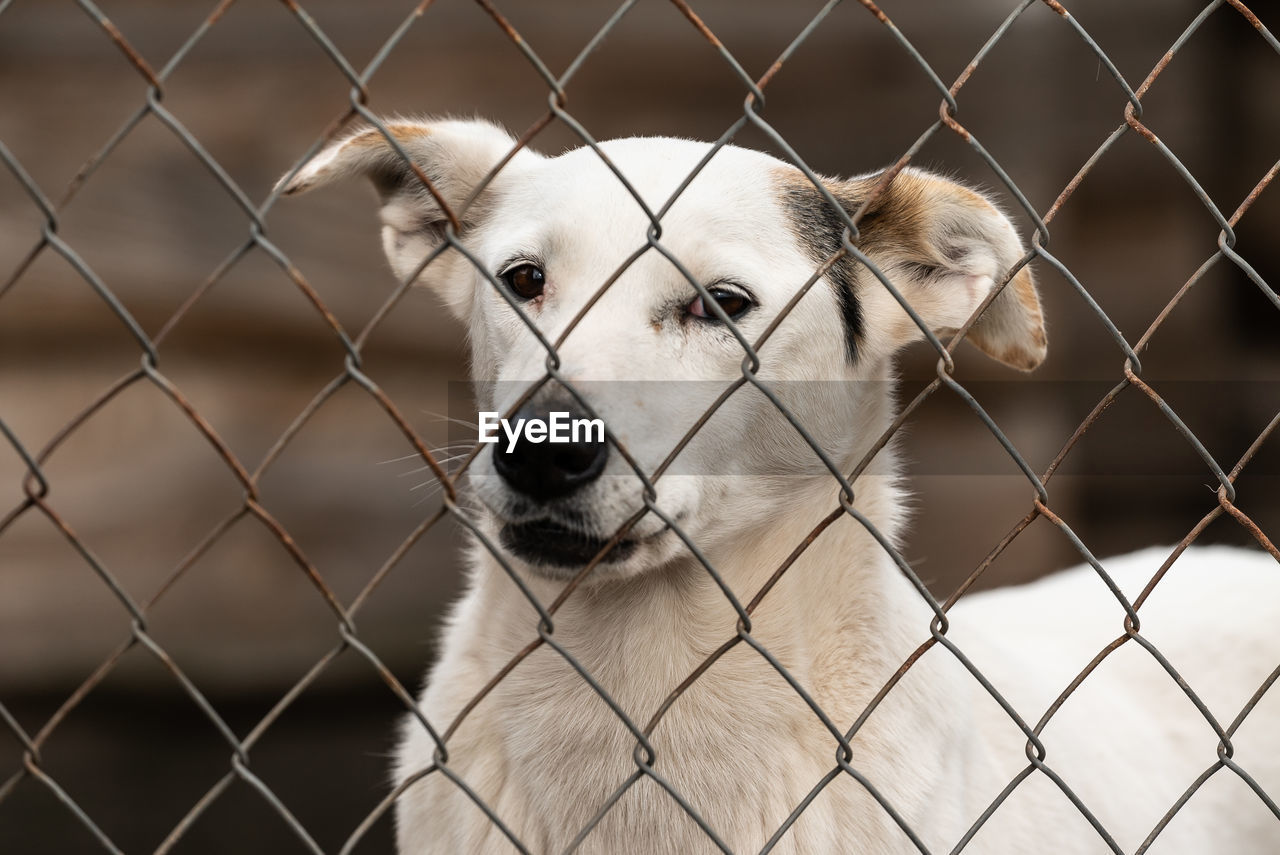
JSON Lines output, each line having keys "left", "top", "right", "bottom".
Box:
{"left": 464, "top": 441, "right": 923, "bottom": 732}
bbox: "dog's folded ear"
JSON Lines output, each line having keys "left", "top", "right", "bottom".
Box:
{"left": 276, "top": 118, "right": 540, "bottom": 317}
{"left": 815, "top": 168, "right": 1047, "bottom": 371}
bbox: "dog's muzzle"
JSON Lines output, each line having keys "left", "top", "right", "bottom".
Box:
{"left": 491, "top": 399, "right": 608, "bottom": 501}
{"left": 490, "top": 397, "right": 634, "bottom": 571}
{"left": 499, "top": 517, "right": 637, "bottom": 568}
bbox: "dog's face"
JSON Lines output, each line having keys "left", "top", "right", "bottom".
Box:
{"left": 282, "top": 119, "right": 1046, "bottom": 581}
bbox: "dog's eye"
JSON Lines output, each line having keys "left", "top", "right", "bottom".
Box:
{"left": 688, "top": 288, "right": 752, "bottom": 321}
{"left": 502, "top": 263, "right": 545, "bottom": 300}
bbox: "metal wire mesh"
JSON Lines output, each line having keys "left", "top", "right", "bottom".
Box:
{"left": 1, "top": 0, "right": 1278, "bottom": 853}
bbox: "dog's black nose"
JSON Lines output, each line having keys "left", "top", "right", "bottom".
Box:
{"left": 492, "top": 402, "right": 608, "bottom": 501}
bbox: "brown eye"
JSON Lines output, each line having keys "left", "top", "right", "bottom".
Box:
{"left": 688, "top": 287, "right": 752, "bottom": 321}
{"left": 502, "top": 263, "right": 545, "bottom": 300}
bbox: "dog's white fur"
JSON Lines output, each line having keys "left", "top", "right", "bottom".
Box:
{"left": 282, "top": 119, "right": 1280, "bottom": 854}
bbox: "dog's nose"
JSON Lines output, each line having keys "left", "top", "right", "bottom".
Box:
{"left": 492, "top": 402, "right": 608, "bottom": 501}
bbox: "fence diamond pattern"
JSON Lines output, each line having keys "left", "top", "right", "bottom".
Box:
{"left": 1, "top": 0, "right": 1278, "bottom": 853}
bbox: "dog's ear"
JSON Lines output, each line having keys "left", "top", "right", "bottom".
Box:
{"left": 277, "top": 118, "right": 540, "bottom": 317}
{"left": 786, "top": 168, "right": 1047, "bottom": 371}
{"left": 857, "top": 168, "right": 1045, "bottom": 370}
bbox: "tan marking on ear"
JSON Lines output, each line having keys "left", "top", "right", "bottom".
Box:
{"left": 344, "top": 123, "right": 433, "bottom": 151}
{"left": 967, "top": 266, "right": 1048, "bottom": 371}
{"left": 775, "top": 163, "right": 1049, "bottom": 371}
{"left": 278, "top": 123, "right": 436, "bottom": 196}
{"left": 1014, "top": 270, "right": 1047, "bottom": 348}
{"left": 770, "top": 164, "right": 932, "bottom": 262}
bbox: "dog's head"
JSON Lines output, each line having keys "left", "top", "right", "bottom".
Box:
{"left": 281, "top": 118, "right": 1046, "bottom": 581}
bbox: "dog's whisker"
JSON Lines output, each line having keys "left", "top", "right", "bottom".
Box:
{"left": 377, "top": 444, "right": 471, "bottom": 465}
{"left": 420, "top": 407, "right": 480, "bottom": 431}
{"left": 398, "top": 453, "right": 472, "bottom": 477}
{"left": 410, "top": 485, "right": 454, "bottom": 509}
{"left": 377, "top": 451, "right": 430, "bottom": 465}
{"left": 399, "top": 466, "right": 446, "bottom": 478}
{"left": 381, "top": 444, "right": 477, "bottom": 473}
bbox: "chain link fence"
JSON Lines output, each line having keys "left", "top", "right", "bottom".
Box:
{"left": 1, "top": 0, "right": 1278, "bottom": 852}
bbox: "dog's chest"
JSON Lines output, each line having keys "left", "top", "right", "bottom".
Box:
{"left": 434, "top": 637, "right": 890, "bottom": 853}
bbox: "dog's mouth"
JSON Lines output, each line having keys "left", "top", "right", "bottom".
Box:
{"left": 498, "top": 517, "right": 661, "bottom": 571}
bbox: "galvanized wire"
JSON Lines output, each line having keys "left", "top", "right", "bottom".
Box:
{"left": 0, "top": 0, "right": 1277, "bottom": 853}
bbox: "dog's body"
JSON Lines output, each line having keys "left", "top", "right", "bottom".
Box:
{"left": 282, "top": 119, "right": 1280, "bottom": 853}
{"left": 401, "top": 542, "right": 1280, "bottom": 855}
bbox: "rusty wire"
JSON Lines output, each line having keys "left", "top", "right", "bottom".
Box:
{"left": 1, "top": 0, "right": 1278, "bottom": 853}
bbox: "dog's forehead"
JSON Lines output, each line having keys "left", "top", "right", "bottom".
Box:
{"left": 508, "top": 138, "right": 788, "bottom": 235}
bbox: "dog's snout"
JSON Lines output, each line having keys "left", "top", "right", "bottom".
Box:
{"left": 492, "top": 401, "right": 608, "bottom": 501}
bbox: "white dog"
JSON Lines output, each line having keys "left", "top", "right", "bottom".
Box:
{"left": 282, "top": 119, "right": 1280, "bottom": 854}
